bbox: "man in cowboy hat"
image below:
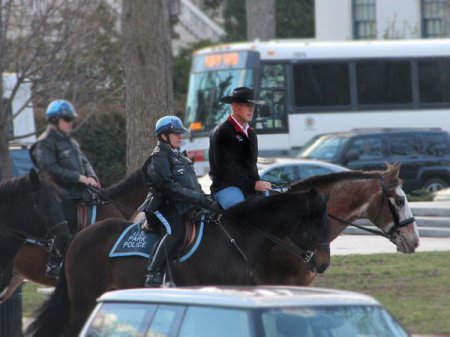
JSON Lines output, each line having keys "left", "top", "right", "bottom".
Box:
{"left": 208, "top": 87, "right": 271, "bottom": 209}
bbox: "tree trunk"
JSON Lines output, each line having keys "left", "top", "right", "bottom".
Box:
{"left": 122, "top": 0, "right": 174, "bottom": 173}
{"left": 246, "top": 0, "right": 275, "bottom": 41}
{"left": 0, "top": 0, "right": 13, "bottom": 180}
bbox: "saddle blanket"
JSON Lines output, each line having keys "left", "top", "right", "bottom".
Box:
{"left": 109, "top": 223, "right": 160, "bottom": 259}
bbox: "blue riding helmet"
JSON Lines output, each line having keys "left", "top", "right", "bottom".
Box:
{"left": 155, "top": 116, "right": 188, "bottom": 136}
{"left": 45, "top": 100, "right": 78, "bottom": 120}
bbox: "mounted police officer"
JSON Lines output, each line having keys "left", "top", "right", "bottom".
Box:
{"left": 30, "top": 99, "right": 99, "bottom": 278}
{"left": 140, "top": 115, "right": 217, "bottom": 288}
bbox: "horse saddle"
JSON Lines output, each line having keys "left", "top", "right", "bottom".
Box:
{"left": 76, "top": 189, "right": 100, "bottom": 231}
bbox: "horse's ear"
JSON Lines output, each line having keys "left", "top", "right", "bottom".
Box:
{"left": 384, "top": 162, "right": 400, "bottom": 181}
{"left": 29, "top": 168, "right": 41, "bottom": 191}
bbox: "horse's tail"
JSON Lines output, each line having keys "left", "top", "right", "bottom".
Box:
{"left": 24, "top": 265, "right": 70, "bottom": 337}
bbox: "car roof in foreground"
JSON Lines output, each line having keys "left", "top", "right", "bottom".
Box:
{"left": 97, "top": 286, "right": 379, "bottom": 308}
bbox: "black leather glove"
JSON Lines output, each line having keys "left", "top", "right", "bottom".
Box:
{"left": 199, "top": 196, "right": 219, "bottom": 211}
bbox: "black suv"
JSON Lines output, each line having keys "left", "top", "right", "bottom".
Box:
{"left": 297, "top": 128, "right": 450, "bottom": 193}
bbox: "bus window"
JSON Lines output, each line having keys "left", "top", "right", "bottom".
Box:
{"left": 293, "top": 62, "right": 350, "bottom": 107}
{"left": 418, "top": 59, "right": 450, "bottom": 103}
{"left": 255, "top": 64, "right": 286, "bottom": 131}
{"left": 356, "top": 61, "right": 412, "bottom": 105}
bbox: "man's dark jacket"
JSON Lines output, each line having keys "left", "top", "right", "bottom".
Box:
{"left": 141, "top": 142, "right": 206, "bottom": 216}
{"left": 208, "top": 116, "right": 260, "bottom": 196}
{"left": 30, "top": 127, "right": 97, "bottom": 199}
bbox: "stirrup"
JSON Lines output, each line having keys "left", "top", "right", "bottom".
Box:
{"left": 145, "top": 271, "right": 163, "bottom": 288}
{"left": 45, "top": 263, "right": 62, "bottom": 279}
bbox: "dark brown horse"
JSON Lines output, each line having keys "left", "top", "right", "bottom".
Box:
{"left": 26, "top": 189, "right": 329, "bottom": 337}
{"left": 0, "top": 170, "right": 146, "bottom": 303}
{"left": 254, "top": 163, "right": 419, "bottom": 286}
{"left": 0, "top": 170, "right": 67, "bottom": 302}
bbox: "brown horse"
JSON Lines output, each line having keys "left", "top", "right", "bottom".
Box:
{"left": 0, "top": 170, "right": 67, "bottom": 302}
{"left": 0, "top": 170, "right": 146, "bottom": 303}
{"left": 26, "top": 189, "right": 329, "bottom": 337}
{"left": 254, "top": 163, "right": 419, "bottom": 286}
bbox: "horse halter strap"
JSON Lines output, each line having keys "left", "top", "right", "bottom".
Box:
{"left": 379, "top": 176, "right": 415, "bottom": 237}
{"left": 328, "top": 175, "right": 415, "bottom": 240}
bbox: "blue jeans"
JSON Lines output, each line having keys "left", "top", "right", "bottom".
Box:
{"left": 213, "top": 186, "right": 245, "bottom": 210}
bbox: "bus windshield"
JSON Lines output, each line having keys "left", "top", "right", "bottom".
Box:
{"left": 184, "top": 68, "right": 254, "bottom": 133}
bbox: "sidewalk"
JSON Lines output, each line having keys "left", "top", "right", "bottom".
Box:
{"left": 331, "top": 234, "right": 450, "bottom": 255}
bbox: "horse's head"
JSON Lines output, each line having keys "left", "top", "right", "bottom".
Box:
{"left": 287, "top": 189, "right": 330, "bottom": 274}
{"left": 367, "top": 163, "right": 419, "bottom": 253}
{"left": 24, "top": 169, "right": 67, "bottom": 239}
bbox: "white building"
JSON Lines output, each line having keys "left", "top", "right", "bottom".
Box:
{"left": 315, "top": 0, "right": 450, "bottom": 40}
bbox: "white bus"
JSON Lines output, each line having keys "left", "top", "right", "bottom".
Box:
{"left": 3, "top": 73, "right": 36, "bottom": 144}
{"left": 183, "top": 39, "right": 450, "bottom": 176}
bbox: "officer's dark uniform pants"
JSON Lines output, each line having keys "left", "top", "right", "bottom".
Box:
{"left": 62, "top": 197, "right": 79, "bottom": 234}
{"left": 146, "top": 205, "right": 186, "bottom": 274}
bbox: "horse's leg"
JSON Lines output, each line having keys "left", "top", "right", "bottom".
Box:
{"left": 13, "top": 246, "right": 57, "bottom": 286}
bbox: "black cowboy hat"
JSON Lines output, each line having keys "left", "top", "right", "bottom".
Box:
{"left": 220, "top": 87, "right": 265, "bottom": 105}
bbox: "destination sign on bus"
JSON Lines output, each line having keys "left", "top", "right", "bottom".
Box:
{"left": 192, "top": 51, "right": 248, "bottom": 72}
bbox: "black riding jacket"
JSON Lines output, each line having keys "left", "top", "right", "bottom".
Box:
{"left": 208, "top": 116, "right": 260, "bottom": 196}
{"left": 141, "top": 142, "right": 205, "bottom": 216}
{"left": 30, "top": 127, "right": 97, "bottom": 199}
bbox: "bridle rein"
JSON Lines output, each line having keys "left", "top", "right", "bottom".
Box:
{"left": 328, "top": 175, "right": 415, "bottom": 240}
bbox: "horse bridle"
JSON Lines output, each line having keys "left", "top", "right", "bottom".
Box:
{"left": 1, "top": 188, "right": 68, "bottom": 243}
{"left": 329, "top": 176, "right": 415, "bottom": 240}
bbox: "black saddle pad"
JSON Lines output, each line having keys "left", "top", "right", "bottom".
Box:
{"left": 109, "top": 223, "right": 160, "bottom": 259}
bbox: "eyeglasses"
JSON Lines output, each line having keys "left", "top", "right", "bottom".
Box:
{"left": 61, "top": 117, "right": 74, "bottom": 122}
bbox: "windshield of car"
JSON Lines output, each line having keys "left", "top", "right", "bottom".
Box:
{"left": 184, "top": 68, "right": 254, "bottom": 133}
{"left": 297, "top": 135, "right": 349, "bottom": 161}
{"left": 260, "top": 306, "right": 409, "bottom": 337}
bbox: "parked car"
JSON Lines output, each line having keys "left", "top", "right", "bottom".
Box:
{"left": 80, "top": 286, "right": 410, "bottom": 337}
{"left": 198, "top": 158, "right": 348, "bottom": 193}
{"left": 0, "top": 144, "right": 34, "bottom": 180}
{"left": 296, "top": 128, "right": 450, "bottom": 193}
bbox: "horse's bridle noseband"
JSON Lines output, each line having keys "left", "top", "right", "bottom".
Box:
{"left": 329, "top": 176, "right": 415, "bottom": 240}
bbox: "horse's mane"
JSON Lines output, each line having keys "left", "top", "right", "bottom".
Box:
{"left": 0, "top": 175, "right": 31, "bottom": 198}
{"left": 102, "top": 169, "right": 144, "bottom": 198}
{"left": 0, "top": 171, "right": 57, "bottom": 200}
{"left": 290, "top": 170, "right": 382, "bottom": 191}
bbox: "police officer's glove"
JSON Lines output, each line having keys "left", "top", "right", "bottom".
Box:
{"left": 200, "top": 196, "right": 219, "bottom": 211}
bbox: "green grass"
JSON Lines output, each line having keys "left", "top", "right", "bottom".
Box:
{"left": 22, "top": 251, "right": 450, "bottom": 335}
{"left": 313, "top": 251, "right": 450, "bottom": 335}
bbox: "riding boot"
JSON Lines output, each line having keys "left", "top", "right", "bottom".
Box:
{"left": 145, "top": 234, "right": 178, "bottom": 288}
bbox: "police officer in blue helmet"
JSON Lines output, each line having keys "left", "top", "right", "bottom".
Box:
{"left": 30, "top": 99, "right": 99, "bottom": 278}
{"left": 139, "top": 115, "right": 217, "bottom": 287}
